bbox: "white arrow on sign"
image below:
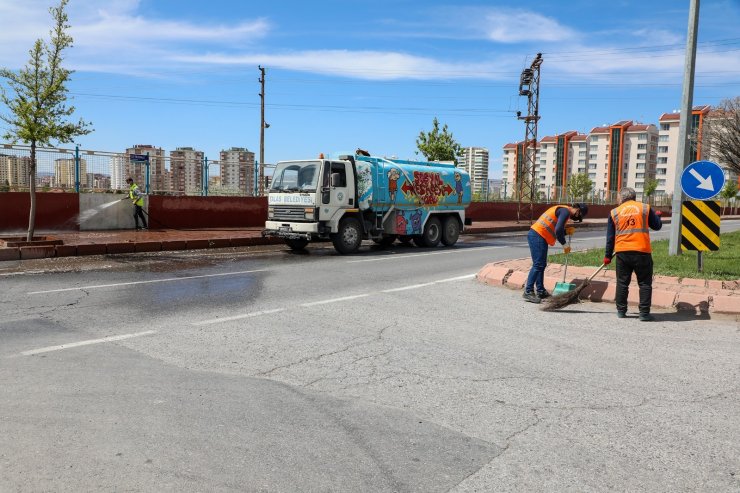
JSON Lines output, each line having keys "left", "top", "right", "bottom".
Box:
{"left": 689, "top": 168, "right": 715, "bottom": 191}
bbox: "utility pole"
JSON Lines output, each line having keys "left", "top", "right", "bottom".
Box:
{"left": 516, "top": 53, "right": 543, "bottom": 224}
{"left": 669, "top": 0, "right": 700, "bottom": 256}
{"left": 258, "top": 65, "right": 266, "bottom": 196}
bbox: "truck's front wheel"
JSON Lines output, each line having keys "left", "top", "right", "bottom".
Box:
{"left": 420, "top": 216, "right": 442, "bottom": 247}
{"left": 332, "top": 217, "right": 363, "bottom": 254}
{"left": 441, "top": 217, "right": 460, "bottom": 246}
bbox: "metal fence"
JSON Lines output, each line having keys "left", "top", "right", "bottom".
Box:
{"left": 476, "top": 184, "right": 674, "bottom": 207}
{"left": 0, "top": 144, "right": 274, "bottom": 196}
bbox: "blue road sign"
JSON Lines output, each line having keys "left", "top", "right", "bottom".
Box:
{"left": 129, "top": 153, "right": 149, "bottom": 162}
{"left": 680, "top": 160, "right": 725, "bottom": 200}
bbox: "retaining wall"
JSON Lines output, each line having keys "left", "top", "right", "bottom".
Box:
{"left": 79, "top": 193, "right": 145, "bottom": 230}
{"left": 0, "top": 192, "right": 78, "bottom": 233}
{"left": 148, "top": 196, "right": 268, "bottom": 229}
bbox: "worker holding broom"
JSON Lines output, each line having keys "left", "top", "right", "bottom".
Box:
{"left": 604, "top": 187, "right": 662, "bottom": 321}
{"left": 523, "top": 203, "right": 589, "bottom": 303}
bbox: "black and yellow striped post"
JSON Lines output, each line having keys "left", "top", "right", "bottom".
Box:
{"left": 680, "top": 200, "right": 720, "bottom": 272}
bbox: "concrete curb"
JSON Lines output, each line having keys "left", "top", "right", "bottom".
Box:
{"left": 477, "top": 259, "right": 740, "bottom": 315}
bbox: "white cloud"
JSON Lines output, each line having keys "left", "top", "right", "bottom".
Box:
{"left": 0, "top": 0, "right": 269, "bottom": 71}
{"left": 173, "top": 50, "right": 515, "bottom": 81}
{"left": 481, "top": 9, "right": 577, "bottom": 43}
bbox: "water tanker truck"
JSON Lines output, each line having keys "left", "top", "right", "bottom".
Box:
{"left": 263, "top": 153, "right": 471, "bottom": 254}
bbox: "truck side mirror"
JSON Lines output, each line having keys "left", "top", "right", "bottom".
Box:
{"left": 331, "top": 173, "right": 341, "bottom": 187}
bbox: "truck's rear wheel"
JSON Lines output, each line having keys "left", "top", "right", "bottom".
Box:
{"left": 420, "top": 216, "right": 442, "bottom": 247}
{"left": 332, "top": 217, "right": 363, "bottom": 254}
{"left": 285, "top": 238, "right": 308, "bottom": 251}
{"left": 441, "top": 217, "right": 460, "bottom": 246}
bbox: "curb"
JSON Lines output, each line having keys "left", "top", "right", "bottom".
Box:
{"left": 477, "top": 260, "right": 740, "bottom": 315}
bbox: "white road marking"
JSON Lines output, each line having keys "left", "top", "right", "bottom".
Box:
{"left": 382, "top": 273, "right": 476, "bottom": 292}
{"left": 192, "top": 274, "right": 475, "bottom": 326}
{"left": 300, "top": 294, "right": 370, "bottom": 307}
{"left": 347, "top": 246, "right": 504, "bottom": 263}
{"left": 21, "top": 330, "right": 156, "bottom": 356}
{"left": 27, "top": 269, "right": 267, "bottom": 294}
{"left": 193, "top": 308, "right": 286, "bottom": 326}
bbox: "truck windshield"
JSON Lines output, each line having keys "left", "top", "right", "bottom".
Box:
{"left": 270, "top": 161, "right": 320, "bottom": 192}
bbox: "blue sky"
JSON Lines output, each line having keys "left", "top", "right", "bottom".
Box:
{"left": 1, "top": 0, "right": 740, "bottom": 178}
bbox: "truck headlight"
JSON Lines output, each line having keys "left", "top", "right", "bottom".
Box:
{"left": 268, "top": 207, "right": 274, "bottom": 219}
{"left": 304, "top": 207, "right": 315, "bottom": 220}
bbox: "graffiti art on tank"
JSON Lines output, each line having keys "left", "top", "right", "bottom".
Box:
{"left": 401, "top": 171, "right": 455, "bottom": 205}
{"left": 409, "top": 209, "right": 423, "bottom": 233}
{"left": 395, "top": 210, "right": 408, "bottom": 234}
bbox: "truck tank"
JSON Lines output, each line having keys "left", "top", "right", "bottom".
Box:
{"left": 354, "top": 155, "right": 471, "bottom": 236}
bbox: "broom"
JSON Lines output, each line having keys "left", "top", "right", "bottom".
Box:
{"left": 540, "top": 262, "right": 608, "bottom": 311}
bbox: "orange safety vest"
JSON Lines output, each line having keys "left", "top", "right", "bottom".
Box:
{"left": 611, "top": 200, "right": 651, "bottom": 253}
{"left": 531, "top": 205, "right": 570, "bottom": 246}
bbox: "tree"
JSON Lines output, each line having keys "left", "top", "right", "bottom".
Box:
{"left": 700, "top": 96, "right": 740, "bottom": 176}
{"left": 415, "top": 117, "right": 463, "bottom": 164}
{"left": 566, "top": 173, "right": 593, "bottom": 202}
{"left": 643, "top": 177, "right": 659, "bottom": 205}
{"left": 719, "top": 180, "right": 739, "bottom": 213}
{"left": 0, "top": 0, "right": 91, "bottom": 241}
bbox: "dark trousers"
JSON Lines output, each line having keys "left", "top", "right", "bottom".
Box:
{"left": 525, "top": 229, "right": 548, "bottom": 294}
{"left": 615, "top": 251, "right": 653, "bottom": 315}
{"left": 134, "top": 205, "right": 148, "bottom": 228}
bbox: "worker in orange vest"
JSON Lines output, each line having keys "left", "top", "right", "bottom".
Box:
{"left": 604, "top": 187, "right": 663, "bottom": 321}
{"left": 524, "top": 203, "right": 588, "bottom": 303}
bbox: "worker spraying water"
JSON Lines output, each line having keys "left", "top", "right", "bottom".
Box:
{"left": 124, "top": 177, "right": 148, "bottom": 230}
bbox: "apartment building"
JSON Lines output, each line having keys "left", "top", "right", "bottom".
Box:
{"left": 170, "top": 147, "right": 204, "bottom": 194}
{"left": 124, "top": 145, "right": 166, "bottom": 192}
{"left": 502, "top": 121, "right": 658, "bottom": 202}
{"left": 0, "top": 154, "right": 31, "bottom": 187}
{"left": 656, "top": 105, "right": 712, "bottom": 197}
{"left": 219, "top": 147, "right": 255, "bottom": 195}
{"left": 54, "top": 158, "right": 87, "bottom": 188}
{"left": 459, "top": 147, "right": 489, "bottom": 197}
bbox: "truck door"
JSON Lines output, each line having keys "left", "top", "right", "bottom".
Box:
{"left": 328, "top": 161, "right": 355, "bottom": 209}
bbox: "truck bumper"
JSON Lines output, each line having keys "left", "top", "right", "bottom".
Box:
{"left": 263, "top": 221, "right": 320, "bottom": 240}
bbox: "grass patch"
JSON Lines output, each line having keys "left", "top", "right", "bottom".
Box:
{"left": 548, "top": 230, "right": 740, "bottom": 280}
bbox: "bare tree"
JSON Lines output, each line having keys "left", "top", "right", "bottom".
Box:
{"left": 701, "top": 97, "right": 740, "bottom": 176}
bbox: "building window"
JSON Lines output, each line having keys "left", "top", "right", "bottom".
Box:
{"left": 637, "top": 133, "right": 647, "bottom": 141}
{"left": 657, "top": 157, "right": 668, "bottom": 164}
{"left": 658, "top": 146, "right": 669, "bottom": 153}
{"left": 636, "top": 173, "right": 645, "bottom": 179}
{"left": 657, "top": 168, "right": 667, "bottom": 175}
{"left": 589, "top": 145, "right": 598, "bottom": 151}
{"left": 637, "top": 153, "right": 646, "bottom": 159}
{"left": 659, "top": 135, "right": 669, "bottom": 142}
{"left": 637, "top": 143, "right": 646, "bottom": 150}
{"left": 588, "top": 173, "right": 596, "bottom": 179}
{"left": 635, "top": 182, "right": 644, "bottom": 188}
{"left": 660, "top": 123, "right": 670, "bottom": 131}
{"left": 658, "top": 179, "right": 666, "bottom": 186}
{"left": 589, "top": 164, "right": 597, "bottom": 169}
{"left": 578, "top": 151, "right": 586, "bottom": 157}
{"left": 589, "top": 154, "right": 597, "bottom": 160}
{"left": 578, "top": 159, "right": 586, "bottom": 165}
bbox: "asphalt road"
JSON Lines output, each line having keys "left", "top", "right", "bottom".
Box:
{"left": 2, "top": 221, "right": 740, "bottom": 492}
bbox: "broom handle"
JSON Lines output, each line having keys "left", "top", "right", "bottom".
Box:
{"left": 562, "top": 234, "right": 571, "bottom": 283}
{"left": 584, "top": 262, "right": 608, "bottom": 284}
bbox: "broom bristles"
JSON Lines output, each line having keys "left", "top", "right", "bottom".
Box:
{"left": 540, "top": 281, "right": 589, "bottom": 311}
{"left": 540, "top": 262, "right": 607, "bottom": 311}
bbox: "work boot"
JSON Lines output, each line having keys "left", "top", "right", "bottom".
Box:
{"left": 522, "top": 291, "right": 541, "bottom": 304}
{"left": 537, "top": 290, "right": 551, "bottom": 299}
{"left": 617, "top": 311, "right": 627, "bottom": 318}
{"left": 639, "top": 313, "right": 655, "bottom": 322}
